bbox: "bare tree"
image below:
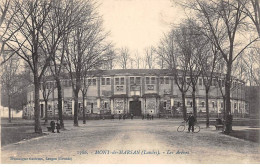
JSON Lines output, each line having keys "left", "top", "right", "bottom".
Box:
{"left": 199, "top": 43, "right": 221, "bottom": 127}
{"left": 40, "top": 0, "right": 86, "bottom": 129}
{"left": 133, "top": 51, "right": 141, "bottom": 69}
{"left": 178, "top": 0, "right": 259, "bottom": 132}
{"left": 64, "top": 1, "right": 109, "bottom": 126}
{"left": 101, "top": 46, "right": 116, "bottom": 69}
{"left": 1, "top": 0, "right": 13, "bottom": 57}
{"left": 235, "top": 47, "right": 260, "bottom": 86}
{"left": 80, "top": 42, "right": 112, "bottom": 124}
{"left": 5, "top": 0, "right": 52, "bottom": 133}
{"left": 40, "top": 72, "right": 54, "bottom": 124}
{"left": 1, "top": 51, "right": 20, "bottom": 123}
{"left": 144, "top": 46, "right": 155, "bottom": 69}
{"left": 0, "top": 0, "right": 29, "bottom": 62}
{"left": 157, "top": 29, "right": 191, "bottom": 120}
{"left": 117, "top": 47, "right": 130, "bottom": 69}
{"left": 238, "top": 0, "right": 260, "bottom": 36}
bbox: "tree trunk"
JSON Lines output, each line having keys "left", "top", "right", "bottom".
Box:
{"left": 56, "top": 79, "right": 64, "bottom": 129}
{"left": 181, "top": 92, "right": 187, "bottom": 120}
{"left": 82, "top": 91, "right": 86, "bottom": 124}
{"left": 223, "top": 96, "right": 226, "bottom": 119}
{"left": 205, "top": 89, "right": 210, "bottom": 128}
{"left": 225, "top": 66, "right": 232, "bottom": 117}
{"left": 8, "top": 94, "right": 11, "bottom": 123}
{"left": 74, "top": 90, "right": 79, "bottom": 126}
{"left": 192, "top": 87, "right": 197, "bottom": 119}
{"left": 34, "top": 74, "right": 42, "bottom": 134}
{"left": 225, "top": 63, "right": 232, "bottom": 133}
{"left": 44, "top": 99, "right": 48, "bottom": 123}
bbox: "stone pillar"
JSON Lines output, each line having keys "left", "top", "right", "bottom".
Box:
{"left": 110, "top": 99, "right": 114, "bottom": 114}
{"left": 156, "top": 77, "right": 159, "bottom": 94}
{"left": 142, "top": 77, "right": 145, "bottom": 96}
{"left": 97, "top": 98, "right": 100, "bottom": 114}
{"left": 126, "top": 77, "right": 129, "bottom": 95}
{"left": 171, "top": 98, "right": 174, "bottom": 107}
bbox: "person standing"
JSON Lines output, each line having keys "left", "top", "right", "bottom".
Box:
{"left": 56, "top": 120, "right": 61, "bottom": 133}
{"left": 50, "top": 121, "right": 55, "bottom": 133}
{"left": 187, "top": 113, "right": 196, "bottom": 132}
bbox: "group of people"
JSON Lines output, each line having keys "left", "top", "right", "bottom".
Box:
{"left": 142, "top": 113, "right": 154, "bottom": 120}
{"left": 117, "top": 113, "right": 134, "bottom": 120}
{"left": 50, "top": 120, "right": 61, "bottom": 133}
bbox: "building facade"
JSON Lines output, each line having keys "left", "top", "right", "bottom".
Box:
{"left": 24, "top": 69, "right": 246, "bottom": 118}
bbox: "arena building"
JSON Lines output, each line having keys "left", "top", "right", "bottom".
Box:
{"left": 23, "top": 69, "right": 246, "bottom": 118}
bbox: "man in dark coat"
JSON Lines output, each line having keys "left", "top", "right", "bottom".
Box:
{"left": 187, "top": 113, "right": 196, "bottom": 132}
{"left": 50, "top": 121, "right": 55, "bottom": 133}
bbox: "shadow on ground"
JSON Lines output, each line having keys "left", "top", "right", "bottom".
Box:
{"left": 227, "top": 129, "right": 260, "bottom": 143}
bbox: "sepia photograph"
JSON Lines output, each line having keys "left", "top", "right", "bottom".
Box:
{"left": 0, "top": 0, "right": 260, "bottom": 164}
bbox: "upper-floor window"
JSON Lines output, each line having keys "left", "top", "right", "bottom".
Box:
{"left": 146, "top": 77, "right": 150, "bottom": 84}
{"left": 212, "top": 78, "right": 217, "bottom": 86}
{"left": 130, "top": 77, "right": 135, "bottom": 84}
{"left": 199, "top": 78, "right": 203, "bottom": 86}
{"left": 106, "top": 78, "right": 111, "bottom": 85}
{"left": 115, "top": 78, "right": 119, "bottom": 85}
{"left": 92, "top": 79, "right": 96, "bottom": 86}
{"left": 102, "top": 78, "right": 105, "bottom": 85}
{"left": 88, "top": 79, "right": 92, "bottom": 85}
{"left": 151, "top": 77, "right": 155, "bottom": 84}
{"left": 86, "top": 78, "right": 96, "bottom": 86}
{"left": 160, "top": 77, "right": 164, "bottom": 84}
{"left": 165, "top": 77, "right": 170, "bottom": 84}
{"left": 121, "top": 77, "right": 125, "bottom": 85}
{"left": 136, "top": 77, "right": 141, "bottom": 85}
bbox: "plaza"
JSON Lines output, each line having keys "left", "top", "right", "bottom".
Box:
{"left": 1, "top": 119, "right": 260, "bottom": 164}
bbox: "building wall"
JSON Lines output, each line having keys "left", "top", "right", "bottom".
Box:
{"left": 25, "top": 70, "right": 246, "bottom": 118}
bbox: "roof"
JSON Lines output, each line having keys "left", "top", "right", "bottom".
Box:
{"left": 45, "top": 69, "right": 244, "bottom": 83}
{"left": 88, "top": 69, "right": 173, "bottom": 76}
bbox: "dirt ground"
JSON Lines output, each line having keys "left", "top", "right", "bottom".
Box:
{"left": 1, "top": 119, "right": 260, "bottom": 164}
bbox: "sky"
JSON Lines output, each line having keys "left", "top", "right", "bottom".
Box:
{"left": 98, "top": 0, "right": 185, "bottom": 56}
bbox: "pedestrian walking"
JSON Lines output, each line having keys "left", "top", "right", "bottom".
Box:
{"left": 187, "top": 113, "right": 196, "bottom": 132}
{"left": 142, "top": 115, "right": 144, "bottom": 120}
{"left": 50, "top": 121, "right": 55, "bottom": 133}
{"left": 151, "top": 115, "right": 153, "bottom": 120}
{"left": 119, "top": 114, "right": 121, "bottom": 120}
